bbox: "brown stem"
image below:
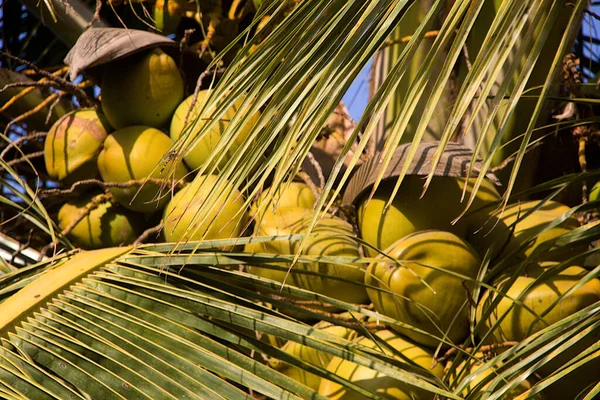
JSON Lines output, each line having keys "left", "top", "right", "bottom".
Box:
{"left": 4, "top": 150, "right": 44, "bottom": 168}
{"left": 0, "top": 131, "right": 47, "bottom": 159}
{"left": 0, "top": 52, "right": 92, "bottom": 106}
{"left": 134, "top": 222, "right": 164, "bottom": 246}
{"left": 41, "top": 178, "right": 186, "bottom": 197}
{"left": 4, "top": 93, "right": 58, "bottom": 133}
{"left": 0, "top": 81, "right": 56, "bottom": 95}
{"left": 296, "top": 170, "right": 321, "bottom": 201}
{"left": 303, "top": 151, "right": 325, "bottom": 190}
{"left": 490, "top": 141, "right": 544, "bottom": 173}
{"left": 0, "top": 66, "right": 69, "bottom": 116}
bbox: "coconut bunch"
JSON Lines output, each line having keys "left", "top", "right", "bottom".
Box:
{"left": 236, "top": 142, "right": 600, "bottom": 399}
{"left": 44, "top": 43, "right": 263, "bottom": 249}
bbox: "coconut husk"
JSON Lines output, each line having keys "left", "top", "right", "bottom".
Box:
{"left": 342, "top": 141, "right": 501, "bottom": 205}
{"left": 64, "top": 28, "right": 206, "bottom": 91}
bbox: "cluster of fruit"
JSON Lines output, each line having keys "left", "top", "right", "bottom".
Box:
{"left": 243, "top": 173, "right": 600, "bottom": 399}
{"left": 44, "top": 47, "right": 256, "bottom": 249}
{"left": 42, "top": 43, "right": 599, "bottom": 398}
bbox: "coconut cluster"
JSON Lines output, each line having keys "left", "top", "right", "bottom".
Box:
{"left": 44, "top": 47, "right": 255, "bottom": 250}
{"left": 42, "top": 45, "right": 597, "bottom": 397}
{"left": 239, "top": 171, "right": 599, "bottom": 399}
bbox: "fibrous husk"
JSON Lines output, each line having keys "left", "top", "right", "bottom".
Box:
{"left": 64, "top": 28, "right": 206, "bottom": 91}
{"left": 343, "top": 141, "right": 500, "bottom": 206}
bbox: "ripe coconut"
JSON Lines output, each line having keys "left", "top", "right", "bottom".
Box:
{"left": 476, "top": 263, "right": 600, "bottom": 399}
{"left": 97, "top": 126, "right": 188, "bottom": 213}
{"left": 44, "top": 109, "right": 111, "bottom": 185}
{"left": 269, "top": 316, "right": 359, "bottom": 390}
{"left": 58, "top": 192, "right": 143, "bottom": 249}
{"left": 446, "top": 353, "right": 542, "bottom": 399}
{"left": 163, "top": 174, "right": 248, "bottom": 248}
{"left": 318, "top": 329, "right": 445, "bottom": 400}
{"left": 169, "top": 91, "right": 260, "bottom": 170}
{"left": 245, "top": 207, "right": 369, "bottom": 305}
{"left": 249, "top": 182, "right": 316, "bottom": 219}
{"left": 101, "top": 48, "right": 184, "bottom": 129}
{"left": 467, "top": 200, "right": 582, "bottom": 262}
{"left": 365, "top": 230, "right": 481, "bottom": 348}
{"left": 357, "top": 176, "right": 500, "bottom": 256}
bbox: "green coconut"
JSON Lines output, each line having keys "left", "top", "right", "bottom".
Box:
{"left": 58, "top": 192, "right": 143, "bottom": 249}
{"left": 446, "top": 353, "right": 543, "bottom": 399}
{"left": 170, "top": 91, "right": 260, "bottom": 171}
{"left": 101, "top": 49, "right": 184, "bottom": 129}
{"left": 475, "top": 263, "right": 600, "bottom": 400}
{"left": 365, "top": 230, "right": 481, "bottom": 348}
{"left": 249, "top": 182, "right": 316, "bottom": 219}
{"left": 245, "top": 208, "right": 369, "bottom": 305}
{"left": 162, "top": 174, "right": 248, "bottom": 249}
{"left": 318, "top": 329, "right": 445, "bottom": 400}
{"left": 269, "top": 316, "right": 359, "bottom": 391}
{"left": 357, "top": 176, "right": 500, "bottom": 256}
{"left": 44, "top": 109, "right": 111, "bottom": 185}
{"left": 476, "top": 263, "right": 600, "bottom": 343}
{"left": 97, "top": 126, "right": 188, "bottom": 213}
{"left": 467, "top": 200, "right": 582, "bottom": 262}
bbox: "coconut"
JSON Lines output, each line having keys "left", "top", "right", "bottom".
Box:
{"left": 476, "top": 263, "right": 600, "bottom": 399}
{"left": 162, "top": 174, "right": 248, "bottom": 249}
{"left": 318, "top": 329, "right": 445, "bottom": 400}
{"left": 245, "top": 207, "right": 369, "bottom": 305}
{"left": 365, "top": 230, "right": 481, "bottom": 348}
{"left": 44, "top": 109, "right": 111, "bottom": 185}
{"left": 476, "top": 263, "right": 600, "bottom": 343}
{"left": 249, "top": 182, "right": 316, "bottom": 219}
{"left": 97, "top": 126, "right": 189, "bottom": 213}
{"left": 269, "top": 316, "right": 359, "bottom": 390}
{"left": 58, "top": 192, "right": 143, "bottom": 249}
{"left": 467, "top": 200, "right": 582, "bottom": 262}
{"left": 169, "top": 91, "right": 260, "bottom": 171}
{"left": 446, "top": 352, "right": 542, "bottom": 399}
{"left": 357, "top": 176, "right": 500, "bottom": 256}
{"left": 101, "top": 48, "right": 184, "bottom": 129}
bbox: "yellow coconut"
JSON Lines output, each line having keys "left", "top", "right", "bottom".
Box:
{"left": 97, "top": 126, "right": 188, "bottom": 213}
{"left": 245, "top": 208, "right": 369, "bottom": 305}
{"left": 365, "top": 230, "right": 481, "bottom": 348}
{"left": 101, "top": 49, "right": 184, "bottom": 129}
{"left": 318, "top": 329, "right": 445, "bottom": 400}
{"left": 357, "top": 176, "right": 500, "bottom": 256}
{"left": 249, "top": 182, "right": 316, "bottom": 219}
{"left": 447, "top": 353, "right": 542, "bottom": 399}
{"left": 162, "top": 174, "right": 248, "bottom": 249}
{"left": 170, "top": 91, "right": 260, "bottom": 170}
{"left": 476, "top": 263, "right": 600, "bottom": 400}
{"left": 467, "top": 200, "right": 582, "bottom": 261}
{"left": 44, "top": 109, "right": 111, "bottom": 185}
{"left": 269, "top": 316, "right": 359, "bottom": 390}
{"left": 476, "top": 263, "right": 600, "bottom": 343}
{"left": 58, "top": 192, "right": 143, "bottom": 249}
